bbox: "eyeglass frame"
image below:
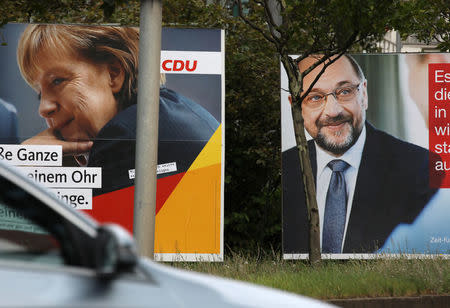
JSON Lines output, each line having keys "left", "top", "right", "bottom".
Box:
{"left": 302, "top": 82, "right": 364, "bottom": 109}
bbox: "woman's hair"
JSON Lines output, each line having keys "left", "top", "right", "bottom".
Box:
{"left": 17, "top": 24, "right": 164, "bottom": 109}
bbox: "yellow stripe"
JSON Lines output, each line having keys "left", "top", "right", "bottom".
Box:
{"left": 188, "top": 124, "right": 222, "bottom": 171}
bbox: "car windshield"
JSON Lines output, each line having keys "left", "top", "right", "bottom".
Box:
{"left": 0, "top": 200, "right": 62, "bottom": 265}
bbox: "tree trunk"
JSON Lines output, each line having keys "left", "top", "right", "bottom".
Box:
{"left": 291, "top": 101, "right": 321, "bottom": 264}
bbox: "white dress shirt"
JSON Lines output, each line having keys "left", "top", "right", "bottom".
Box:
{"left": 315, "top": 125, "right": 366, "bottom": 252}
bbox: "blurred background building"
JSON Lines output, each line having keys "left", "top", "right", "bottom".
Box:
{"left": 379, "top": 30, "right": 440, "bottom": 52}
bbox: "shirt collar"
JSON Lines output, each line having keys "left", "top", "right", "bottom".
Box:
{"left": 315, "top": 124, "right": 367, "bottom": 175}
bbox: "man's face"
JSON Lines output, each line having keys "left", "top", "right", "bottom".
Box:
{"left": 299, "top": 56, "right": 368, "bottom": 156}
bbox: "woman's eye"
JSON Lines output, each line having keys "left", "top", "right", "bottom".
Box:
{"left": 52, "top": 78, "right": 65, "bottom": 86}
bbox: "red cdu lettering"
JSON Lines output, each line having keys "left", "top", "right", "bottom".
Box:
{"left": 185, "top": 60, "right": 197, "bottom": 72}
{"left": 162, "top": 60, "right": 172, "bottom": 71}
{"left": 173, "top": 60, "right": 184, "bottom": 71}
{"left": 161, "top": 59, "right": 198, "bottom": 72}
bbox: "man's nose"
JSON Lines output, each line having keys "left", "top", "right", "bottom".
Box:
{"left": 322, "top": 94, "right": 343, "bottom": 117}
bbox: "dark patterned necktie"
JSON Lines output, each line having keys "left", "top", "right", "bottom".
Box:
{"left": 322, "top": 159, "right": 350, "bottom": 253}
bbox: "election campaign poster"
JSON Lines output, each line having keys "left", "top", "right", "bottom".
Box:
{"left": 281, "top": 54, "right": 450, "bottom": 259}
{"left": 0, "top": 23, "right": 224, "bottom": 261}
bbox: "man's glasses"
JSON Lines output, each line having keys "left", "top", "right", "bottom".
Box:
{"left": 303, "top": 83, "right": 362, "bottom": 109}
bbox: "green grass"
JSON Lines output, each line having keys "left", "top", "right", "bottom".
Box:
{"left": 168, "top": 252, "right": 450, "bottom": 299}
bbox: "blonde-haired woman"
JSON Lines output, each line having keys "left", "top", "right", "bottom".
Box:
{"left": 18, "top": 24, "right": 218, "bottom": 195}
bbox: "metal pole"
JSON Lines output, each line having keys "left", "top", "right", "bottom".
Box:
{"left": 134, "top": 0, "right": 162, "bottom": 259}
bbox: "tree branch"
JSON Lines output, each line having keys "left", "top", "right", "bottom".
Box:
{"left": 298, "top": 31, "right": 359, "bottom": 102}
{"left": 262, "top": 0, "right": 283, "bottom": 38}
{"left": 298, "top": 51, "right": 345, "bottom": 102}
{"left": 235, "top": 0, "right": 277, "bottom": 45}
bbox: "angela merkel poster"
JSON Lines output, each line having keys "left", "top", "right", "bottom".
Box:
{"left": 0, "top": 23, "right": 224, "bottom": 261}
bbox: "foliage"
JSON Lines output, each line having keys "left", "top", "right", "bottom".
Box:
{"left": 172, "top": 252, "right": 450, "bottom": 299}
{"left": 223, "top": 21, "right": 281, "bottom": 251}
{"left": 2, "top": 0, "right": 105, "bottom": 25}
{"left": 391, "top": 0, "right": 450, "bottom": 51}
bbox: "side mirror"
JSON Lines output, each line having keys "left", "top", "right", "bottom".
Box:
{"left": 95, "top": 224, "right": 138, "bottom": 277}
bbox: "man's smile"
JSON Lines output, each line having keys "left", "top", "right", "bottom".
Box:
{"left": 317, "top": 115, "right": 353, "bottom": 132}
{"left": 322, "top": 122, "right": 349, "bottom": 132}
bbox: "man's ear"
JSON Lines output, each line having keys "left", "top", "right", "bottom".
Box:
{"left": 361, "top": 80, "right": 368, "bottom": 110}
{"left": 108, "top": 59, "right": 125, "bottom": 94}
{"left": 288, "top": 95, "right": 292, "bottom": 106}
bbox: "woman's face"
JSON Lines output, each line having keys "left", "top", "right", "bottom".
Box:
{"left": 32, "top": 51, "right": 121, "bottom": 142}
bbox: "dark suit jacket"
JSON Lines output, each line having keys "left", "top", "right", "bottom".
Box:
{"left": 282, "top": 122, "right": 438, "bottom": 253}
{"left": 0, "top": 98, "right": 18, "bottom": 144}
{"left": 88, "top": 87, "right": 219, "bottom": 196}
